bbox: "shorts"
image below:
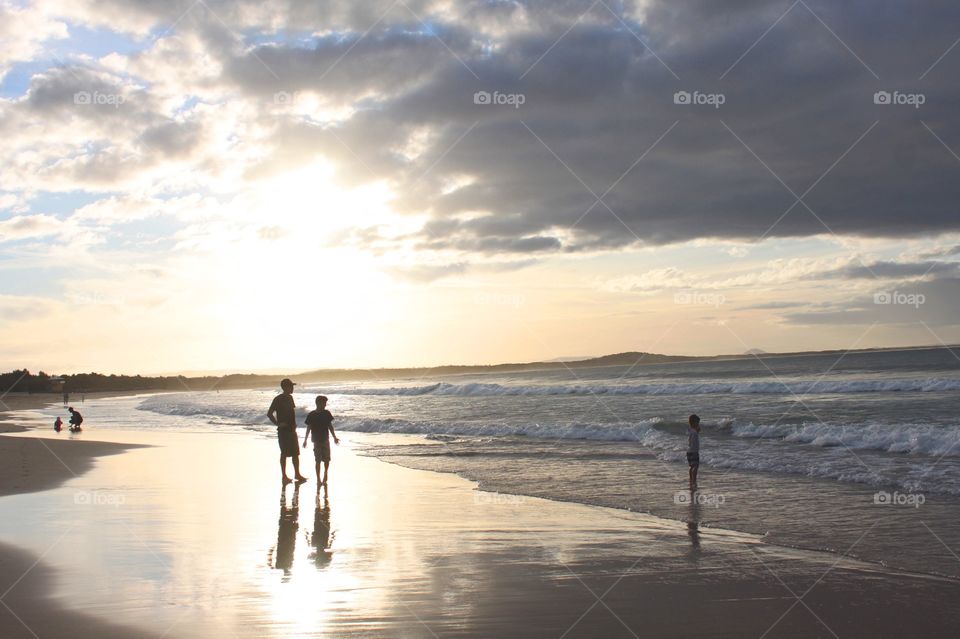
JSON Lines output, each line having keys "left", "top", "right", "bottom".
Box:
{"left": 686, "top": 452, "right": 700, "bottom": 467}
{"left": 313, "top": 439, "right": 331, "bottom": 464}
{"left": 277, "top": 428, "right": 299, "bottom": 456}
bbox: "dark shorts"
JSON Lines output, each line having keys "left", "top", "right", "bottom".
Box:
{"left": 686, "top": 452, "right": 700, "bottom": 467}
{"left": 278, "top": 428, "right": 299, "bottom": 456}
{"left": 313, "top": 439, "right": 331, "bottom": 463}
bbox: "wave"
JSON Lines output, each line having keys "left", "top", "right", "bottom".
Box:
{"left": 137, "top": 395, "right": 960, "bottom": 458}
{"left": 728, "top": 420, "right": 960, "bottom": 458}
{"left": 338, "top": 416, "right": 670, "bottom": 443}
{"left": 308, "top": 377, "right": 960, "bottom": 397}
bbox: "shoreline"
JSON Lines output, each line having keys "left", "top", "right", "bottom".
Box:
{"left": 352, "top": 432, "right": 960, "bottom": 582}
{"left": 0, "top": 394, "right": 149, "bottom": 497}
{"left": 0, "top": 402, "right": 154, "bottom": 639}
{"left": 0, "top": 416, "right": 959, "bottom": 636}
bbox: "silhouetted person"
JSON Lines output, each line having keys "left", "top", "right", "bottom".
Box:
{"left": 270, "top": 483, "right": 300, "bottom": 577}
{"left": 54, "top": 416, "right": 63, "bottom": 432}
{"left": 303, "top": 395, "right": 339, "bottom": 487}
{"left": 63, "top": 391, "right": 69, "bottom": 406}
{"left": 268, "top": 378, "right": 306, "bottom": 484}
{"left": 67, "top": 407, "right": 83, "bottom": 432}
{"left": 687, "top": 414, "right": 701, "bottom": 488}
{"left": 310, "top": 493, "right": 334, "bottom": 568}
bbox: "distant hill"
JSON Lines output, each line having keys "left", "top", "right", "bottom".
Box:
{"left": 3, "top": 343, "right": 957, "bottom": 394}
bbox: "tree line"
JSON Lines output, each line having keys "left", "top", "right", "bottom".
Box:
{"left": 0, "top": 369, "right": 275, "bottom": 393}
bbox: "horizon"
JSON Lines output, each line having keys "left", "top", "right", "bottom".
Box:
{"left": 2, "top": 1, "right": 959, "bottom": 374}
{"left": 10, "top": 340, "right": 957, "bottom": 379}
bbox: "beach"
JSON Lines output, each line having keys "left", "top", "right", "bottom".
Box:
{"left": 1, "top": 397, "right": 959, "bottom": 637}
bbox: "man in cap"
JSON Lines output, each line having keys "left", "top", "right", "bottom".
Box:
{"left": 268, "top": 378, "right": 307, "bottom": 483}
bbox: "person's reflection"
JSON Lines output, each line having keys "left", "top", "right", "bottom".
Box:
{"left": 269, "top": 482, "right": 300, "bottom": 578}
{"left": 687, "top": 489, "right": 702, "bottom": 551}
{"left": 309, "top": 488, "right": 334, "bottom": 568}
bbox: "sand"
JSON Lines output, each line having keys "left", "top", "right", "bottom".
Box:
{"left": 0, "top": 393, "right": 146, "bottom": 497}
{"left": 0, "top": 409, "right": 958, "bottom": 637}
{"left": 0, "top": 396, "right": 153, "bottom": 638}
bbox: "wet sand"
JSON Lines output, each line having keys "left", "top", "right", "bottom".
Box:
{"left": 0, "top": 398, "right": 151, "bottom": 638}
{"left": 0, "top": 393, "right": 146, "bottom": 496}
{"left": 0, "top": 427, "right": 958, "bottom": 637}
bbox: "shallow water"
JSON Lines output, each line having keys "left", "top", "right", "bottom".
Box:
{"left": 1, "top": 429, "right": 959, "bottom": 638}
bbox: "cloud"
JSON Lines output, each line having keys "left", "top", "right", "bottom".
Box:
{"left": 783, "top": 277, "right": 960, "bottom": 327}
{"left": 199, "top": 0, "right": 960, "bottom": 255}
{"left": 4, "top": 0, "right": 960, "bottom": 268}
{"left": 0, "top": 3, "right": 68, "bottom": 80}
{"left": 389, "top": 261, "right": 468, "bottom": 282}
{"left": 0, "top": 214, "right": 66, "bottom": 242}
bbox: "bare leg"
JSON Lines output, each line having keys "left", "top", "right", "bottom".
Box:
{"left": 322, "top": 461, "right": 329, "bottom": 486}
{"left": 293, "top": 456, "right": 307, "bottom": 481}
{"left": 280, "top": 454, "right": 291, "bottom": 483}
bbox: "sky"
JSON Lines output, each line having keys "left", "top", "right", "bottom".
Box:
{"left": 1, "top": 0, "right": 959, "bottom": 375}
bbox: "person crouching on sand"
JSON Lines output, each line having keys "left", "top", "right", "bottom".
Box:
{"left": 303, "top": 395, "right": 339, "bottom": 488}
{"left": 268, "top": 378, "right": 307, "bottom": 484}
{"left": 67, "top": 407, "right": 83, "bottom": 432}
{"left": 687, "top": 414, "right": 701, "bottom": 488}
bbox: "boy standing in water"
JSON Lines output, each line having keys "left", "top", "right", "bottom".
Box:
{"left": 303, "top": 396, "right": 340, "bottom": 488}
{"left": 687, "top": 414, "right": 701, "bottom": 488}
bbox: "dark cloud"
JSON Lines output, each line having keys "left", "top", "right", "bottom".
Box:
{"left": 13, "top": 0, "right": 960, "bottom": 255}
{"left": 784, "top": 278, "right": 960, "bottom": 326}
{"left": 138, "top": 120, "right": 202, "bottom": 157}
{"left": 814, "top": 260, "right": 960, "bottom": 280}
{"left": 207, "top": 0, "right": 960, "bottom": 254}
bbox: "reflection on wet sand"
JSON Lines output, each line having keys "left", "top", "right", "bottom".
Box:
{"left": 687, "top": 490, "right": 702, "bottom": 551}
{"left": 270, "top": 483, "right": 300, "bottom": 578}
{"left": 3, "top": 430, "right": 960, "bottom": 638}
{"left": 309, "top": 491, "right": 334, "bottom": 569}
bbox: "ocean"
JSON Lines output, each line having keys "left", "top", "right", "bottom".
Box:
{"left": 31, "top": 346, "right": 960, "bottom": 578}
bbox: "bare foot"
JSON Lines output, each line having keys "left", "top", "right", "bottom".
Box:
{"left": 295, "top": 475, "right": 308, "bottom": 482}
{"left": 282, "top": 476, "right": 292, "bottom": 484}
